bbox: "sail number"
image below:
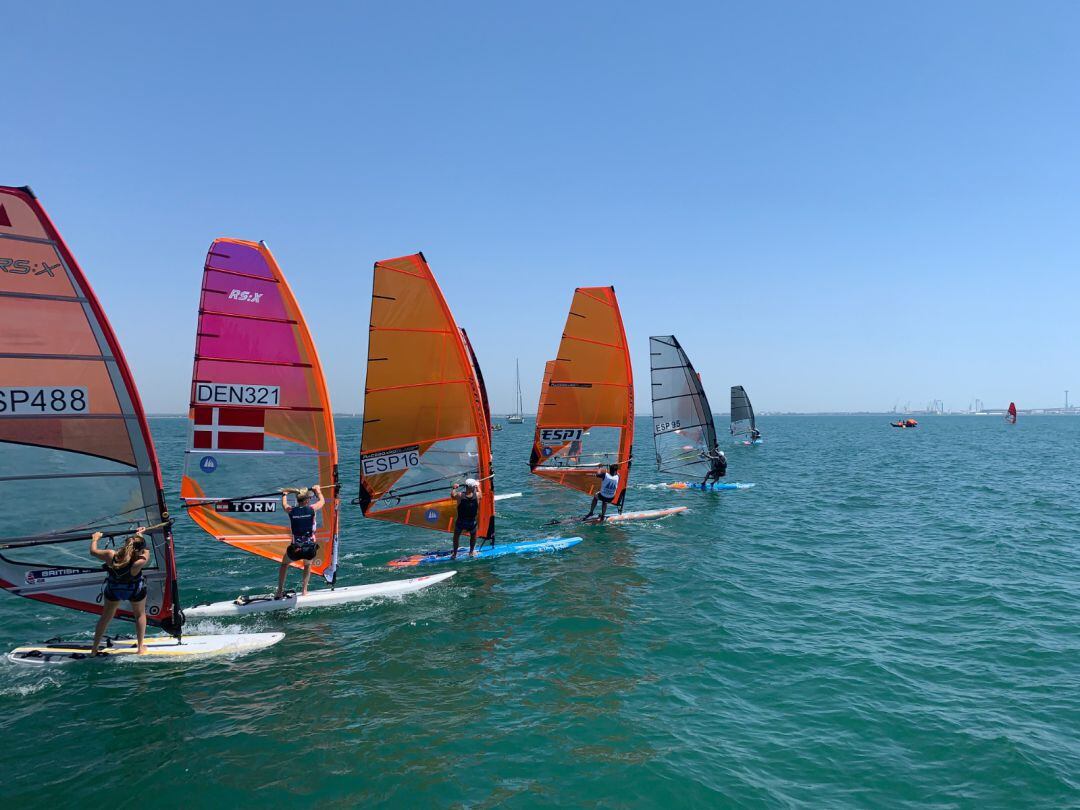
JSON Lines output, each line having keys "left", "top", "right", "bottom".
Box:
{"left": 194, "top": 383, "right": 280, "bottom": 407}
{"left": 0, "top": 386, "right": 88, "bottom": 415}
{"left": 655, "top": 420, "right": 681, "bottom": 433}
{"left": 362, "top": 445, "right": 421, "bottom": 476}
{"left": 540, "top": 428, "right": 583, "bottom": 446}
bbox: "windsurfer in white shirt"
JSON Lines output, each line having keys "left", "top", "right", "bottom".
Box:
{"left": 583, "top": 465, "right": 620, "bottom": 522}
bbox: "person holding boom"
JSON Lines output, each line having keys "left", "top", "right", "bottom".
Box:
{"left": 89, "top": 526, "right": 151, "bottom": 655}
{"left": 275, "top": 485, "right": 325, "bottom": 599}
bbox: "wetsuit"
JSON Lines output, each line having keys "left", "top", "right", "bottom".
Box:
{"left": 286, "top": 504, "right": 318, "bottom": 561}
{"left": 455, "top": 493, "right": 479, "bottom": 532}
{"left": 702, "top": 454, "right": 727, "bottom": 485}
{"left": 103, "top": 554, "right": 147, "bottom": 603}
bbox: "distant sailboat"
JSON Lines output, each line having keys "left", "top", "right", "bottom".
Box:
{"left": 1005, "top": 402, "right": 1018, "bottom": 424}
{"left": 507, "top": 358, "right": 525, "bottom": 423}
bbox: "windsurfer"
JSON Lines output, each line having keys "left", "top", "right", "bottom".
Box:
{"left": 275, "top": 485, "right": 325, "bottom": 598}
{"left": 750, "top": 428, "right": 762, "bottom": 442}
{"left": 702, "top": 448, "right": 728, "bottom": 486}
{"left": 89, "top": 527, "right": 151, "bottom": 655}
{"left": 451, "top": 479, "right": 481, "bottom": 559}
{"left": 584, "top": 465, "right": 620, "bottom": 522}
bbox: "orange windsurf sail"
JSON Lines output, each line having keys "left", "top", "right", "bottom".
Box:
{"left": 358, "top": 254, "right": 494, "bottom": 538}
{"left": 180, "top": 239, "right": 339, "bottom": 582}
{"left": 529, "top": 287, "right": 634, "bottom": 505}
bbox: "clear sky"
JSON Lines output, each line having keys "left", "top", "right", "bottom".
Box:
{"left": 6, "top": 2, "right": 1079, "bottom": 413}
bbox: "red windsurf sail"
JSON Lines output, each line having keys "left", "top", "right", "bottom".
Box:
{"left": 0, "top": 186, "right": 181, "bottom": 633}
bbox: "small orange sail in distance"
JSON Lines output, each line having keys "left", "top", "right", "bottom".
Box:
{"left": 529, "top": 287, "right": 634, "bottom": 508}
{"left": 358, "top": 253, "right": 495, "bottom": 539}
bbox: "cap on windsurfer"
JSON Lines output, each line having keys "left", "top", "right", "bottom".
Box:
{"left": 89, "top": 527, "right": 151, "bottom": 655}
{"left": 584, "top": 465, "right": 620, "bottom": 522}
{"left": 702, "top": 447, "right": 727, "bottom": 486}
{"left": 450, "top": 479, "right": 481, "bottom": 559}
{"left": 275, "top": 485, "right": 325, "bottom": 599}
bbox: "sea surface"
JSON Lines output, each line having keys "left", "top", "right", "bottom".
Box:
{"left": 3, "top": 415, "right": 1079, "bottom": 808}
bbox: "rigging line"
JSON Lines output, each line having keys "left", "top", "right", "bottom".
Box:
{"left": 0, "top": 519, "right": 173, "bottom": 550}
{"left": 47, "top": 501, "right": 165, "bottom": 538}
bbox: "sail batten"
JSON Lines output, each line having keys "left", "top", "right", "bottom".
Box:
{"left": 530, "top": 288, "right": 634, "bottom": 504}
{"left": 181, "top": 239, "right": 339, "bottom": 583}
{"left": 359, "top": 254, "right": 495, "bottom": 539}
{"left": 0, "top": 186, "right": 180, "bottom": 633}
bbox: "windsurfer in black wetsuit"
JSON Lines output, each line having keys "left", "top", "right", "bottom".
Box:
{"left": 89, "top": 527, "right": 151, "bottom": 655}
{"left": 702, "top": 447, "right": 727, "bottom": 487}
{"left": 275, "top": 485, "right": 325, "bottom": 599}
{"left": 750, "top": 428, "right": 761, "bottom": 442}
{"left": 451, "top": 479, "right": 481, "bottom": 559}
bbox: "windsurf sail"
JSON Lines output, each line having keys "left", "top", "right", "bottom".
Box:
{"left": 730, "top": 385, "right": 756, "bottom": 438}
{"left": 529, "top": 287, "right": 634, "bottom": 505}
{"left": 1006, "top": 402, "right": 1017, "bottom": 424}
{"left": 0, "top": 186, "right": 182, "bottom": 634}
{"left": 358, "top": 253, "right": 495, "bottom": 539}
{"left": 180, "top": 240, "right": 339, "bottom": 582}
{"left": 649, "top": 336, "right": 718, "bottom": 478}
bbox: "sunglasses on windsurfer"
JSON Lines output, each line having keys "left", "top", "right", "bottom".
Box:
{"left": 276, "top": 485, "right": 327, "bottom": 600}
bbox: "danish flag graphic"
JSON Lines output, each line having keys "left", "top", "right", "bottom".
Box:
{"left": 193, "top": 406, "right": 265, "bottom": 451}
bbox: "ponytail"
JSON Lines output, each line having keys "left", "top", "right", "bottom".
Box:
{"left": 110, "top": 535, "right": 145, "bottom": 571}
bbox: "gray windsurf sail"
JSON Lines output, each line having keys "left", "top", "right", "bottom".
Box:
{"left": 649, "top": 336, "right": 717, "bottom": 477}
{"left": 730, "top": 385, "right": 756, "bottom": 437}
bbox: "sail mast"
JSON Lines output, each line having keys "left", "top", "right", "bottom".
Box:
{"left": 516, "top": 358, "right": 523, "bottom": 416}
{"left": 508, "top": 358, "right": 525, "bottom": 423}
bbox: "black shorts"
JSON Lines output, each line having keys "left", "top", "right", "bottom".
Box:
{"left": 104, "top": 579, "right": 147, "bottom": 603}
{"left": 286, "top": 538, "right": 317, "bottom": 561}
{"left": 454, "top": 519, "right": 477, "bottom": 533}
{"left": 598, "top": 494, "right": 614, "bottom": 505}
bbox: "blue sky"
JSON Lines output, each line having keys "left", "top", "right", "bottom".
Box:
{"left": 5, "top": 2, "right": 1079, "bottom": 413}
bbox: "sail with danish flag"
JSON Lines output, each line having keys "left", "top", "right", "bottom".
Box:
{"left": 180, "top": 239, "right": 339, "bottom": 582}
{"left": 192, "top": 406, "right": 266, "bottom": 451}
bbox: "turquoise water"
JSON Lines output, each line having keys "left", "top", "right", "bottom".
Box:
{"left": 3, "top": 415, "right": 1079, "bottom": 807}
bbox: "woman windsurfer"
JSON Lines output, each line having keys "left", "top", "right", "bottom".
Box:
{"left": 89, "top": 527, "right": 151, "bottom": 655}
